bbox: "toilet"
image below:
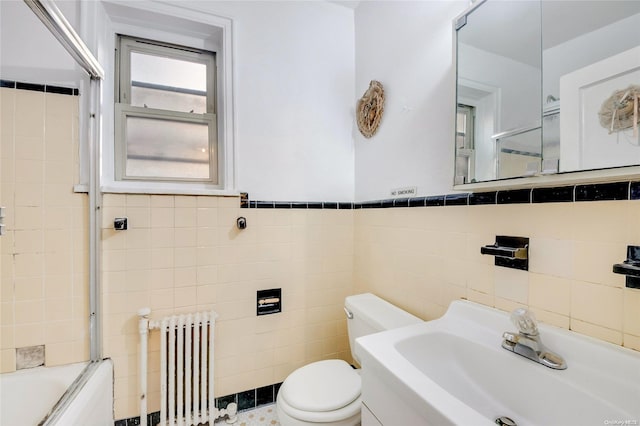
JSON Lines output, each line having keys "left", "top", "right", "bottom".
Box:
{"left": 276, "top": 293, "right": 422, "bottom": 426}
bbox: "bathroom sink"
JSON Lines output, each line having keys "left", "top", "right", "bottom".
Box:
{"left": 355, "top": 301, "right": 640, "bottom": 426}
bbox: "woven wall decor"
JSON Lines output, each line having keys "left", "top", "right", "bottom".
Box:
{"left": 598, "top": 84, "right": 640, "bottom": 137}
{"left": 357, "top": 80, "right": 385, "bottom": 138}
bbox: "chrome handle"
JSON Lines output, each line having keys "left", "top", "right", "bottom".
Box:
{"left": 502, "top": 331, "right": 518, "bottom": 343}
{"left": 344, "top": 307, "right": 353, "bottom": 319}
{"left": 481, "top": 245, "right": 528, "bottom": 260}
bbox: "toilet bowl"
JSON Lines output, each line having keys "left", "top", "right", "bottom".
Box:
{"left": 276, "top": 293, "right": 422, "bottom": 426}
{"left": 276, "top": 359, "right": 361, "bottom": 426}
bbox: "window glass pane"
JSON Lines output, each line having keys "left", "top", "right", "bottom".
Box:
{"left": 125, "top": 116, "right": 213, "bottom": 180}
{"left": 130, "top": 52, "right": 207, "bottom": 113}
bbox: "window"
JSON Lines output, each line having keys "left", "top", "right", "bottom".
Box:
{"left": 115, "top": 36, "right": 218, "bottom": 184}
{"left": 455, "top": 104, "right": 475, "bottom": 184}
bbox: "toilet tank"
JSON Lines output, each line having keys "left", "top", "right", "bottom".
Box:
{"left": 345, "top": 293, "right": 422, "bottom": 365}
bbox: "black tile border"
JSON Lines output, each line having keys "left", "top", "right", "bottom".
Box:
{"left": 575, "top": 182, "right": 629, "bottom": 202}
{"left": 114, "top": 382, "right": 283, "bottom": 425}
{"left": 532, "top": 186, "right": 574, "bottom": 203}
{"left": 16, "top": 81, "right": 44, "bottom": 92}
{"left": 426, "top": 195, "right": 445, "bottom": 206}
{"left": 497, "top": 189, "right": 531, "bottom": 204}
{"left": 469, "top": 192, "right": 497, "bottom": 205}
{"left": 239, "top": 180, "right": 640, "bottom": 210}
{"left": 214, "top": 381, "right": 283, "bottom": 412}
{"left": 1, "top": 79, "right": 79, "bottom": 96}
{"left": 632, "top": 181, "right": 640, "bottom": 200}
{"left": 444, "top": 193, "right": 469, "bottom": 206}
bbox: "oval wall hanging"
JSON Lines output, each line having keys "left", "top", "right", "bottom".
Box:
{"left": 598, "top": 84, "right": 639, "bottom": 137}
{"left": 356, "top": 80, "right": 385, "bottom": 138}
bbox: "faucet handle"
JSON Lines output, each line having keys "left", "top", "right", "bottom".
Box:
{"left": 510, "top": 308, "right": 539, "bottom": 336}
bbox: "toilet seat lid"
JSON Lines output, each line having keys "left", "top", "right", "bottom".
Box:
{"left": 280, "top": 359, "right": 361, "bottom": 412}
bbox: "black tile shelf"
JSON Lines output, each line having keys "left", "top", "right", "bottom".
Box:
{"left": 631, "top": 182, "right": 640, "bottom": 200}
{"left": 408, "top": 197, "right": 427, "bottom": 207}
{"left": 575, "top": 182, "right": 629, "bottom": 202}
{"left": 1, "top": 79, "right": 79, "bottom": 96}
{"left": 16, "top": 81, "right": 45, "bottom": 92}
{"left": 532, "top": 186, "right": 574, "bottom": 203}
{"left": 445, "top": 193, "right": 469, "bottom": 206}
{"left": 425, "top": 195, "right": 445, "bottom": 206}
{"left": 0, "top": 79, "right": 15, "bottom": 88}
{"left": 240, "top": 180, "right": 640, "bottom": 210}
{"left": 274, "top": 202, "right": 292, "bottom": 209}
{"left": 469, "top": 192, "right": 497, "bottom": 205}
{"left": 497, "top": 189, "right": 531, "bottom": 204}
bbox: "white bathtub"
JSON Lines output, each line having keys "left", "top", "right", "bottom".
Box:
{"left": 0, "top": 360, "right": 113, "bottom": 426}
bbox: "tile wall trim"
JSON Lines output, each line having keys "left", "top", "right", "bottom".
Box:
{"left": 113, "top": 382, "right": 283, "bottom": 426}
{"left": 240, "top": 180, "right": 640, "bottom": 209}
{"left": 0, "top": 79, "right": 79, "bottom": 96}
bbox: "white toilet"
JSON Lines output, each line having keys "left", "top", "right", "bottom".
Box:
{"left": 276, "top": 293, "right": 422, "bottom": 426}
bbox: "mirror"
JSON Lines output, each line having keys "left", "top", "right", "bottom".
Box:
{"left": 455, "top": 0, "right": 640, "bottom": 185}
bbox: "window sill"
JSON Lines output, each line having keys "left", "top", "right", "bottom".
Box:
{"left": 74, "top": 183, "right": 239, "bottom": 197}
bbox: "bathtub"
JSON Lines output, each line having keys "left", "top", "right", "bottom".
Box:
{"left": 0, "top": 359, "right": 113, "bottom": 426}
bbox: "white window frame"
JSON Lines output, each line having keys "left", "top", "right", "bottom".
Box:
{"left": 115, "top": 35, "right": 218, "bottom": 183}
{"left": 87, "top": 0, "right": 236, "bottom": 195}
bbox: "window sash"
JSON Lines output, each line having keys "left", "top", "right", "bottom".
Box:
{"left": 114, "top": 104, "right": 217, "bottom": 183}
{"left": 117, "top": 36, "right": 216, "bottom": 114}
{"left": 115, "top": 35, "right": 218, "bottom": 184}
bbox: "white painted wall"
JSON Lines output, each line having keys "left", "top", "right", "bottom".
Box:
{"left": 199, "top": 1, "right": 356, "bottom": 201}
{"left": 353, "top": 0, "right": 467, "bottom": 201}
{"left": 2, "top": 0, "right": 356, "bottom": 202}
{"left": 0, "top": 0, "right": 84, "bottom": 87}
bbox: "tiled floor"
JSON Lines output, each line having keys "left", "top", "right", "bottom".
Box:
{"left": 214, "top": 404, "right": 280, "bottom": 426}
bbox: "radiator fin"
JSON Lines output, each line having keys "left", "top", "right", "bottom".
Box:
{"left": 157, "top": 311, "right": 216, "bottom": 426}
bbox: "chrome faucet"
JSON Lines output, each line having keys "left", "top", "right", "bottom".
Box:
{"left": 502, "top": 308, "right": 567, "bottom": 370}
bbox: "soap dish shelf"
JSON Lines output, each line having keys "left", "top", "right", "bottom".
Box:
{"left": 481, "top": 236, "right": 529, "bottom": 271}
{"left": 613, "top": 245, "right": 640, "bottom": 289}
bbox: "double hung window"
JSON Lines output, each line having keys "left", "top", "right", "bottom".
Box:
{"left": 115, "top": 36, "right": 218, "bottom": 183}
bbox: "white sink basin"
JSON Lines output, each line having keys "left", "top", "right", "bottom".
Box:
{"left": 355, "top": 301, "right": 640, "bottom": 426}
